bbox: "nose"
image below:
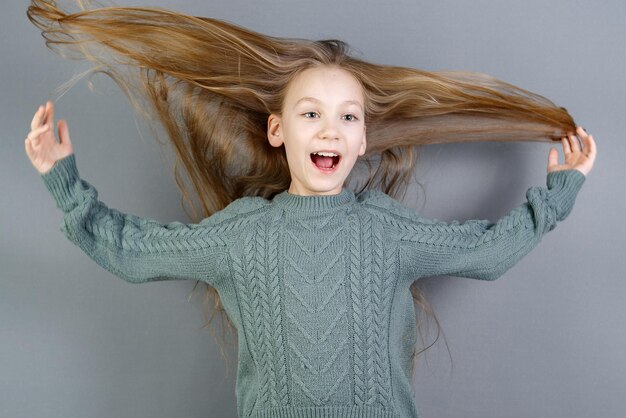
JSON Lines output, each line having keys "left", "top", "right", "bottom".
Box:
{"left": 318, "top": 118, "right": 340, "bottom": 140}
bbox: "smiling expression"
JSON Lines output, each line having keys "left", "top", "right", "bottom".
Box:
{"left": 267, "top": 65, "right": 367, "bottom": 196}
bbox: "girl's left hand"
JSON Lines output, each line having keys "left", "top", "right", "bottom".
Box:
{"left": 547, "top": 126, "right": 597, "bottom": 176}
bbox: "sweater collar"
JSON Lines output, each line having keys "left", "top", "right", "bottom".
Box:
{"left": 272, "top": 188, "right": 356, "bottom": 211}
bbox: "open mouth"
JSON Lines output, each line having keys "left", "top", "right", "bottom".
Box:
{"left": 310, "top": 151, "right": 341, "bottom": 171}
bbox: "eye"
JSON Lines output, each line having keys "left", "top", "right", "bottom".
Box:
{"left": 342, "top": 114, "right": 359, "bottom": 122}
{"left": 303, "top": 112, "right": 319, "bottom": 119}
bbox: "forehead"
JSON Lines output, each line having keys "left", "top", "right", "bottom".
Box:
{"left": 284, "top": 66, "right": 364, "bottom": 105}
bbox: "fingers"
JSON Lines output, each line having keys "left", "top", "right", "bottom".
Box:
{"left": 561, "top": 135, "right": 572, "bottom": 155}
{"left": 547, "top": 146, "right": 559, "bottom": 171}
{"left": 43, "top": 101, "right": 55, "bottom": 127}
{"left": 57, "top": 119, "right": 72, "bottom": 148}
{"left": 24, "top": 133, "right": 35, "bottom": 158}
{"left": 570, "top": 132, "right": 581, "bottom": 152}
{"left": 30, "top": 101, "right": 54, "bottom": 132}
{"left": 576, "top": 126, "right": 597, "bottom": 155}
{"left": 26, "top": 122, "right": 50, "bottom": 144}
{"left": 586, "top": 132, "right": 597, "bottom": 161}
{"left": 27, "top": 101, "right": 60, "bottom": 146}
{"left": 577, "top": 127, "right": 597, "bottom": 171}
{"left": 561, "top": 126, "right": 588, "bottom": 155}
{"left": 31, "top": 104, "right": 45, "bottom": 131}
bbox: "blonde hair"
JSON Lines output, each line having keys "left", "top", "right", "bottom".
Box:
{"left": 28, "top": 0, "right": 576, "bottom": 381}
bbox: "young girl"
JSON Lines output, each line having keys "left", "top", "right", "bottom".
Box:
{"left": 25, "top": 1, "right": 597, "bottom": 417}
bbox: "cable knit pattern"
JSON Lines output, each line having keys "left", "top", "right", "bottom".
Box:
{"left": 41, "top": 153, "right": 586, "bottom": 418}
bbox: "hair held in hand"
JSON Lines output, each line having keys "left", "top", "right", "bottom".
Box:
{"left": 28, "top": 0, "right": 576, "bottom": 217}
{"left": 27, "top": 0, "right": 577, "bottom": 378}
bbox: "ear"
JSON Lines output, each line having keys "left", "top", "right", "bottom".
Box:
{"left": 267, "top": 113, "right": 284, "bottom": 147}
{"left": 358, "top": 124, "right": 367, "bottom": 156}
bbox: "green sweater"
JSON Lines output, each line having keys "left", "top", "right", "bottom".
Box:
{"left": 42, "top": 154, "right": 586, "bottom": 418}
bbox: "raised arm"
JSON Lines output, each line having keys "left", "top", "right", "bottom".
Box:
{"left": 42, "top": 154, "right": 233, "bottom": 284}
{"left": 25, "top": 102, "right": 231, "bottom": 285}
{"left": 399, "top": 127, "right": 596, "bottom": 282}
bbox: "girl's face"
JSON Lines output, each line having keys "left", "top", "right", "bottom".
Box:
{"left": 267, "top": 66, "right": 367, "bottom": 196}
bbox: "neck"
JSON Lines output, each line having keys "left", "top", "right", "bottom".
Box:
{"left": 274, "top": 188, "right": 355, "bottom": 212}
{"left": 287, "top": 184, "right": 344, "bottom": 197}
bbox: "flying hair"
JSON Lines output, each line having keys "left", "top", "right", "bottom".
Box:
{"left": 27, "top": 0, "right": 576, "bottom": 381}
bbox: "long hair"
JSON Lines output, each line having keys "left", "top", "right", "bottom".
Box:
{"left": 28, "top": 0, "right": 576, "bottom": 382}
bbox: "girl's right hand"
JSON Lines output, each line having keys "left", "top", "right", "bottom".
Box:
{"left": 25, "top": 101, "right": 73, "bottom": 174}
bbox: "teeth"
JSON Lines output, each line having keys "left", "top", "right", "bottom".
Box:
{"left": 313, "top": 151, "right": 338, "bottom": 157}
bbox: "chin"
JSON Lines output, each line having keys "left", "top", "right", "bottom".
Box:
{"left": 312, "top": 179, "right": 345, "bottom": 193}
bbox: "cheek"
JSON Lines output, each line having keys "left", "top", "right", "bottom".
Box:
{"left": 281, "top": 137, "right": 307, "bottom": 165}
{"left": 348, "top": 127, "right": 366, "bottom": 155}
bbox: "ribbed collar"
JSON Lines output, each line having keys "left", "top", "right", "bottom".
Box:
{"left": 272, "top": 188, "right": 356, "bottom": 211}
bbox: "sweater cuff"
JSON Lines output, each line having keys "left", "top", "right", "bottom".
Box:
{"left": 546, "top": 169, "right": 586, "bottom": 221}
{"left": 40, "top": 154, "right": 81, "bottom": 212}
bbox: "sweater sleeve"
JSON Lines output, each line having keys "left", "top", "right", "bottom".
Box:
{"left": 394, "top": 169, "right": 586, "bottom": 281}
{"left": 40, "top": 154, "right": 235, "bottom": 286}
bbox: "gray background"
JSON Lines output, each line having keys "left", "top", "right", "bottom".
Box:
{"left": 2, "top": 0, "right": 623, "bottom": 417}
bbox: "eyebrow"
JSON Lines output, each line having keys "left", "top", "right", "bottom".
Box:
{"left": 294, "top": 96, "right": 364, "bottom": 111}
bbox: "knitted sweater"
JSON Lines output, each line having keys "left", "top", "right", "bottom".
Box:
{"left": 42, "top": 154, "right": 586, "bottom": 418}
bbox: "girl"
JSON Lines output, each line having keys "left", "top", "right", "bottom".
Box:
{"left": 25, "top": 1, "right": 597, "bottom": 417}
